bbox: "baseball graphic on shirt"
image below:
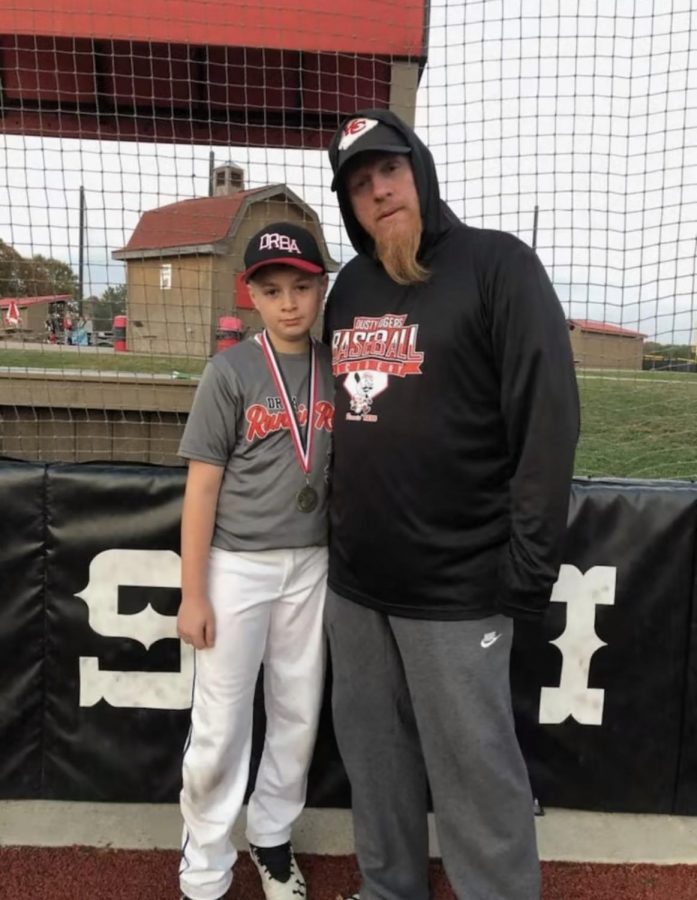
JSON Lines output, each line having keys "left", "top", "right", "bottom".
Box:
{"left": 344, "top": 370, "right": 388, "bottom": 421}
{"left": 331, "top": 314, "right": 425, "bottom": 423}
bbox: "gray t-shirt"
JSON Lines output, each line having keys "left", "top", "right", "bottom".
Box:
{"left": 178, "top": 336, "right": 334, "bottom": 551}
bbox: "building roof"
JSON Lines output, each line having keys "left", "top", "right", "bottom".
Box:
{"left": 568, "top": 319, "right": 646, "bottom": 339}
{"left": 0, "top": 294, "right": 72, "bottom": 308}
{"left": 114, "top": 188, "right": 269, "bottom": 255}
{"left": 113, "top": 184, "right": 340, "bottom": 271}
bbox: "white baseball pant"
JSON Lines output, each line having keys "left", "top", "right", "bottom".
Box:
{"left": 179, "top": 544, "right": 328, "bottom": 900}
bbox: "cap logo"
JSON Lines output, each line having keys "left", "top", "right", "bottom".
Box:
{"left": 338, "top": 117, "right": 379, "bottom": 151}
{"left": 259, "top": 233, "right": 301, "bottom": 254}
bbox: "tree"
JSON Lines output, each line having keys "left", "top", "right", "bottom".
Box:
{"left": 645, "top": 342, "right": 695, "bottom": 360}
{"left": 100, "top": 284, "right": 127, "bottom": 309}
{"left": 93, "top": 283, "right": 127, "bottom": 331}
{"left": 19, "top": 254, "right": 79, "bottom": 297}
{"left": 0, "top": 238, "right": 78, "bottom": 298}
{"left": 0, "top": 239, "right": 25, "bottom": 296}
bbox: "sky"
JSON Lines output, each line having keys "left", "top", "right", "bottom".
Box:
{"left": 1, "top": 0, "right": 696, "bottom": 343}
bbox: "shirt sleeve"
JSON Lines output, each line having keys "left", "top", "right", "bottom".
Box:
{"left": 321, "top": 291, "right": 335, "bottom": 346}
{"left": 178, "top": 359, "right": 241, "bottom": 465}
{"left": 486, "top": 238, "right": 580, "bottom": 619}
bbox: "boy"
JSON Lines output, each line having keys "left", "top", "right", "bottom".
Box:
{"left": 176, "top": 222, "right": 334, "bottom": 900}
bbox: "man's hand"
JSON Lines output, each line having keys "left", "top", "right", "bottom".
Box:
{"left": 177, "top": 596, "right": 216, "bottom": 650}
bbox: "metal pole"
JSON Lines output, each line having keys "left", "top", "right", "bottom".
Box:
{"left": 691, "top": 236, "right": 697, "bottom": 365}
{"left": 532, "top": 204, "right": 539, "bottom": 251}
{"left": 78, "top": 185, "right": 85, "bottom": 315}
{"left": 209, "top": 150, "right": 215, "bottom": 197}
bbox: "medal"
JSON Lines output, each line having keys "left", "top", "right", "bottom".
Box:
{"left": 296, "top": 484, "right": 319, "bottom": 513}
{"left": 260, "top": 331, "right": 320, "bottom": 515}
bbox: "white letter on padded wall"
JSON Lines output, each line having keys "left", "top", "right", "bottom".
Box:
{"left": 539, "top": 564, "right": 616, "bottom": 726}
{"left": 77, "top": 548, "right": 193, "bottom": 710}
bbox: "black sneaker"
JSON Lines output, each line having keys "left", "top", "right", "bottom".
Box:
{"left": 250, "top": 842, "right": 306, "bottom": 900}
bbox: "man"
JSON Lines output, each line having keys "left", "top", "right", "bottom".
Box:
{"left": 323, "top": 110, "right": 579, "bottom": 900}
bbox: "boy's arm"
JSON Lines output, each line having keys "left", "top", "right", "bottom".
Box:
{"left": 177, "top": 459, "right": 225, "bottom": 649}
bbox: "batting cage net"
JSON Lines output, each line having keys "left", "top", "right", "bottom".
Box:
{"left": 0, "top": 1, "right": 695, "bottom": 477}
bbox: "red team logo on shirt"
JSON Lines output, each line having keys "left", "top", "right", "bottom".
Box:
{"left": 245, "top": 400, "right": 334, "bottom": 441}
{"left": 331, "top": 314, "right": 424, "bottom": 422}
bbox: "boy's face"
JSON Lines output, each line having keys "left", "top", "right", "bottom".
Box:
{"left": 247, "top": 265, "right": 328, "bottom": 353}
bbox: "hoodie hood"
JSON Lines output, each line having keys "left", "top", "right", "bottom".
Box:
{"left": 328, "top": 108, "right": 458, "bottom": 258}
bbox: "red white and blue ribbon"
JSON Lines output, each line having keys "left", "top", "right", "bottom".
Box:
{"left": 260, "top": 330, "right": 318, "bottom": 477}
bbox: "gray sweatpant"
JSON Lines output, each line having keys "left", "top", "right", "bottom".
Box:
{"left": 324, "top": 589, "right": 540, "bottom": 900}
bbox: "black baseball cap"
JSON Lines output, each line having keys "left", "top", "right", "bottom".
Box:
{"left": 243, "top": 222, "right": 326, "bottom": 281}
{"left": 331, "top": 116, "right": 411, "bottom": 191}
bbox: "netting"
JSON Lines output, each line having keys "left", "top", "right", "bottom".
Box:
{"left": 1, "top": 1, "right": 696, "bottom": 477}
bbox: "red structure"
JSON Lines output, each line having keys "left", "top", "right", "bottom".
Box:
{"left": 0, "top": 2, "right": 428, "bottom": 147}
{"left": 0, "top": 294, "right": 73, "bottom": 309}
{"left": 2, "top": 300, "right": 21, "bottom": 327}
{"left": 112, "top": 314, "right": 127, "bottom": 352}
{"left": 0, "top": 294, "right": 73, "bottom": 337}
{"left": 216, "top": 316, "right": 245, "bottom": 353}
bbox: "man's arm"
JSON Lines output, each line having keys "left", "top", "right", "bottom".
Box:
{"left": 177, "top": 460, "right": 225, "bottom": 649}
{"left": 488, "top": 240, "right": 580, "bottom": 619}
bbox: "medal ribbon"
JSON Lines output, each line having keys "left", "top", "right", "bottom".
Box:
{"left": 260, "top": 330, "right": 318, "bottom": 477}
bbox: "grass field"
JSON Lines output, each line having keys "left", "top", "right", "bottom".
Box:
{"left": 2, "top": 347, "right": 696, "bottom": 479}
{"left": 0, "top": 346, "right": 205, "bottom": 376}
{"left": 575, "top": 370, "right": 697, "bottom": 480}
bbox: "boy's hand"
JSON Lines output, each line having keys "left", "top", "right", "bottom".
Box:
{"left": 177, "top": 596, "right": 216, "bottom": 650}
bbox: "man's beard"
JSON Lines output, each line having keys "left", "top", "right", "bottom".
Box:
{"left": 373, "top": 212, "right": 429, "bottom": 286}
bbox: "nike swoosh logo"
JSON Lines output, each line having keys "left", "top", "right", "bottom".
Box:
{"left": 480, "top": 632, "right": 502, "bottom": 648}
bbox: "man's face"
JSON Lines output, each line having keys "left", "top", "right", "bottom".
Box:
{"left": 343, "top": 152, "right": 421, "bottom": 241}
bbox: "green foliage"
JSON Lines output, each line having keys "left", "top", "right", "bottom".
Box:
{"left": 93, "top": 284, "right": 127, "bottom": 331}
{"left": 0, "top": 238, "right": 78, "bottom": 298}
{"left": 101, "top": 284, "right": 127, "bottom": 306}
{"left": 644, "top": 342, "right": 696, "bottom": 361}
{"left": 0, "top": 239, "right": 26, "bottom": 296}
{"left": 20, "top": 254, "right": 78, "bottom": 297}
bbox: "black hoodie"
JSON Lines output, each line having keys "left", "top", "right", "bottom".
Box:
{"left": 324, "top": 109, "right": 579, "bottom": 621}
